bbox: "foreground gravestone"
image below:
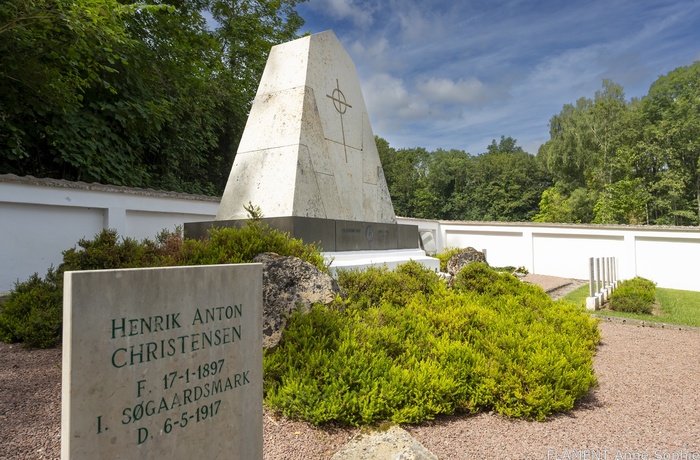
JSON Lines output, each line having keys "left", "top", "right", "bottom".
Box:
{"left": 61, "top": 264, "right": 262, "bottom": 459}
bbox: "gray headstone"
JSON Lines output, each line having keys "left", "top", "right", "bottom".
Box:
{"left": 61, "top": 264, "right": 263, "bottom": 459}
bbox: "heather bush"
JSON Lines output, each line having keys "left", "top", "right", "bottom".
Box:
{"left": 180, "top": 223, "right": 326, "bottom": 271}
{"left": 0, "top": 269, "right": 63, "bottom": 348}
{"left": 0, "top": 223, "right": 325, "bottom": 347}
{"left": 264, "top": 261, "right": 600, "bottom": 425}
{"left": 609, "top": 277, "right": 656, "bottom": 314}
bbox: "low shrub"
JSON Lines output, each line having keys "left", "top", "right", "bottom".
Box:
{"left": 0, "top": 269, "right": 63, "bottom": 348}
{"left": 264, "top": 261, "right": 600, "bottom": 425}
{"left": 609, "top": 277, "right": 656, "bottom": 314}
{"left": 181, "top": 223, "right": 326, "bottom": 271}
{"left": 0, "top": 224, "right": 325, "bottom": 348}
{"left": 335, "top": 261, "right": 442, "bottom": 307}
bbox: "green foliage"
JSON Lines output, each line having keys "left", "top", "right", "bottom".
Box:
{"left": 609, "top": 277, "right": 656, "bottom": 314}
{"left": 465, "top": 136, "right": 551, "bottom": 221}
{"left": 377, "top": 135, "right": 549, "bottom": 221}
{"left": 181, "top": 224, "right": 326, "bottom": 271}
{"left": 335, "top": 261, "right": 442, "bottom": 307}
{"left": 0, "top": 223, "right": 325, "bottom": 347}
{"left": 452, "top": 262, "right": 548, "bottom": 301}
{"left": 533, "top": 186, "right": 596, "bottom": 223}
{"left": 564, "top": 284, "right": 700, "bottom": 328}
{"left": 264, "top": 262, "right": 600, "bottom": 425}
{"left": 61, "top": 229, "right": 174, "bottom": 271}
{"left": 0, "top": 270, "right": 62, "bottom": 348}
{"left": 1, "top": 0, "right": 307, "bottom": 195}
{"left": 536, "top": 65, "right": 700, "bottom": 226}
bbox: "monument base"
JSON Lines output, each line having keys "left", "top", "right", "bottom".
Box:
{"left": 325, "top": 248, "right": 440, "bottom": 273}
{"left": 184, "top": 216, "right": 421, "bottom": 252}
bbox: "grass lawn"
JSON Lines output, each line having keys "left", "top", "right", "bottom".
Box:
{"left": 562, "top": 284, "right": 700, "bottom": 328}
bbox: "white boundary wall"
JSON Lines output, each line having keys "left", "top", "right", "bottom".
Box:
{"left": 2, "top": 175, "right": 699, "bottom": 293}
{"left": 0, "top": 175, "right": 219, "bottom": 293}
{"left": 399, "top": 217, "right": 700, "bottom": 292}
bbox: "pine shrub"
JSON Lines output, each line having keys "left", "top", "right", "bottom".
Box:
{"left": 609, "top": 277, "right": 656, "bottom": 314}
{"left": 264, "top": 261, "right": 600, "bottom": 425}
{"left": 0, "top": 223, "right": 325, "bottom": 348}
{"left": 180, "top": 223, "right": 326, "bottom": 271}
{"left": 0, "top": 269, "right": 63, "bottom": 348}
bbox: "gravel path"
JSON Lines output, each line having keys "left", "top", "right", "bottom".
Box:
{"left": 2, "top": 317, "right": 699, "bottom": 459}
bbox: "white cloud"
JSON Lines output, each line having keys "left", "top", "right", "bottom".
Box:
{"left": 305, "top": 0, "right": 700, "bottom": 152}
{"left": 318, "top": 0, "right": 375, "bottom": 27}
{"left": 349, "top": 37, "right": 389, "bottom": 61}
{"left": 418, "top": 77, "right": 489, "bottom": 105}
{"left": 363, "top": 73, "right": 426, "bottom": 119}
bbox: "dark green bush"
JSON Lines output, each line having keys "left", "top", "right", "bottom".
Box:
{"left": 609, "top": 277, "right": 656, "bottom": 314}
{"left": 0, "top": 269, "right": 63, "bottom": 348}
{"left": 264, "top": 262, "right": 600, "bottom": 425}
{"left": 181, "top": 223, "right": 326, "bottom": 271}
{"left": 0, "top": 224, "right": 325, "bottom": 348}
{"left": 336, "top": 261, "right": 442, "bottom": 307}
{"left": 61, "top": 228, "right": 176, "bottom": 271}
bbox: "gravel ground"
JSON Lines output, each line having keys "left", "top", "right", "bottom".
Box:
{"left": 2, "top": 283, "right": 699, "bottom": 459}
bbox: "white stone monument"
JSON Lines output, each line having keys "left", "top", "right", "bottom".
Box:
{"left": 61, "top": 264, "right": 263, "bottom": 459}
{"left": 216, "top": 30, "right": 394, "bottom": 224}
{"left": 186, "top": 31, "right": 439, "bottom": 271}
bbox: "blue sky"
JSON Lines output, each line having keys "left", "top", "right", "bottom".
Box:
{"left": 294, "top": 0, "right": 700, "bottom": 155}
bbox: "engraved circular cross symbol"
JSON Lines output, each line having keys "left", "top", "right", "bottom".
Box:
{"left": 326, "top": 79, "right": 353, "bottom": 162}
{"left": 327, "top": 80, "right": 352, "bottom": 114}
{"left": 330, "top": 87, "right": 350, "bottom": 114}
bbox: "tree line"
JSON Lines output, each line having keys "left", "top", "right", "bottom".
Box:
{"left": 1, "top": 2, "right": 698, "bottom": 225}
{"left": 380, "top": 61, "right": 700, "bottom": 226}
{"left": 377, "top": 135, "right": 550, "bottom": 222}
{"left": 1, "top": 0, "right": 305, "bottom": 195}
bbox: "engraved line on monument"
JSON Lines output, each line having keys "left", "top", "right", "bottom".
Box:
{"left": 326, "top": 79, "right": 352, "bottom": 162}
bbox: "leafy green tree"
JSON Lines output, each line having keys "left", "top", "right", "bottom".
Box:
{"left": 540, "top": 80, "right": 629, "bottom": 196}
{"left": 0, "top": 0, "right": 153, "bottom": 178}
{"left": 425, "top": 148, "right": 471, "bottom": 220}
{"left": 593, "top": 179, "right": 650, "bottom": 225}
{"left": 208, "top": 0, "right": 306, "bottom": 191}
{"left": 636, "top": 62, "right": 700, "bottom": 225}
{"left": 533, "top": 186, "right": 597, "bottom": 223}
{"left": 463, "top": 136, "right": 550, "bottom": 221}
{"left": 0, "top": 0, "right": 306, "bottom": 195}
{"left": 376, "top": 137, "right": 433, "bottom": 218}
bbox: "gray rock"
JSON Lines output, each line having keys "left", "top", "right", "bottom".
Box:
{"left": 446, "top": 246, "right": 487, "bottom": 276}
{"left": 252, "top": 252, "right": 341, "bottom": 349}
{"left": 331, "top": 426, "right": 438, "bottom": 460}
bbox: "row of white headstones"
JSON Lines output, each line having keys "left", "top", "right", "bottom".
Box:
{"left": 586, "top": 256, "right": 618, "bottom": 310}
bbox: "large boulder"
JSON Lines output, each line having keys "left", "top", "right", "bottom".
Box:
{"left": 446, "top": 246, "right": 487, "bottom": 276}
{"left": 252, "top": 252, "right": 341, "bottom": 349}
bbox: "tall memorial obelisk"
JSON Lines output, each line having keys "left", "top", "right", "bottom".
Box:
{"left": 217, "top": 30, "right": 395, "bottom": 226}
{"left": 186, "top": 31, "right": 435, "bottom": 267}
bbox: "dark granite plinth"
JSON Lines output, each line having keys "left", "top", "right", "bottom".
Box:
{"left": 184, "top": 217, "right": 420, "bottom": 252}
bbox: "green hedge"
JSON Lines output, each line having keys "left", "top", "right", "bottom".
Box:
{"left": 0, "top": 224, "right": 325, "bottom": 348}
{"left": 264, "top": 261, "right": 600, "bottom": 425}
{"left": 609, "top": 277, "right": 656, "bottom": 314}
